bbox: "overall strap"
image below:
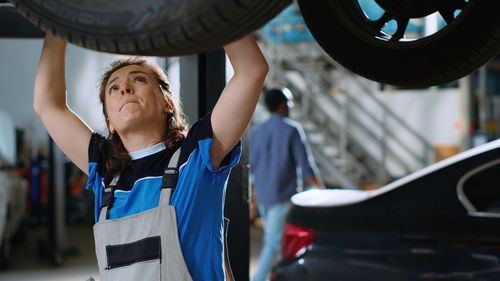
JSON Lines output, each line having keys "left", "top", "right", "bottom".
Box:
{"left": 159, "top": 147, "right": 181, "bottom": 206}
{"left": 98, "top": 175, "right": 119, "bottom": 223}
{"left": 98, "top": 147, "right": 181, "bottom": 221}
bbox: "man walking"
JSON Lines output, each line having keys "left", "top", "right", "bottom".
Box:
{"left": 250, "top": 88, "right": 323, "bottom": 281}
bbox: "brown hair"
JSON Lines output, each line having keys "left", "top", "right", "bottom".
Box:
{"left": 98, "top": 57, "right": 188, "bottom": 179}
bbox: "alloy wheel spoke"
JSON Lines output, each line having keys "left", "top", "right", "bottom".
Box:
{"left": 439, "top": 0, "right": 467, "bottom": 24}
{"left": 438, "top": 8, "right": 456, "bottom": 24}
{"left": 366, "top": 11, "right": 394, "bottom": 38}
{"left": 390, "top": 18, "right": 409, "bottom": 41}
{"left": 373, "top": 11, "right": 393, "bottom": 30}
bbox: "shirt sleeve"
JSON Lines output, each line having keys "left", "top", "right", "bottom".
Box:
{"left": 181, "top": 112, "right": 241, "bottom": 173}
{"left": 290, "top": 124, "right": 317, "bottom": 180}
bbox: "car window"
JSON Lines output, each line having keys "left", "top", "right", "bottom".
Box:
{"left": 461, "top": 160, "right": 500, "bottom": 214}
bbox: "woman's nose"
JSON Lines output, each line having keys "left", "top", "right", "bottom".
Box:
{"left": 121, "top": 87, "right": 133, "bottom": 95}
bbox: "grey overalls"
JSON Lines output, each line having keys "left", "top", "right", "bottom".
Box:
{"left": 92, "top": 149, "right": 193, "bottom": 281}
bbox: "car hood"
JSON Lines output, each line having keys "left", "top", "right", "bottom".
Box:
{"left": 291, "top": 189, "right": 373, "bottom": 207}
{"left": 293, "top": 139, "right": 500, "bottom": 208}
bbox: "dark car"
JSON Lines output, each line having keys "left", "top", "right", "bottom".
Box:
{"left": 271, "top": 139, "right": 500, "bottom": 281}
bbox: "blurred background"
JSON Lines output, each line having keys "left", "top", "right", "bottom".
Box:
{"left": 1, "top": 1, "right": 500, "bottom": 280}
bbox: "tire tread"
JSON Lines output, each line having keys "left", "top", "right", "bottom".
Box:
{"left": 13, "top": 0, "right": 291, "bottom": 56}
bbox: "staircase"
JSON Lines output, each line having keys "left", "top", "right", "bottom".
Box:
{"left": 258, "top": 35, "right": 435, "bottom": 189}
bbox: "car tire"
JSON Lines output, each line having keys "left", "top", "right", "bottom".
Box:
{"left": 12, "top": 0, "right": 291, "bottom": 56}
{"left": 298, "top": 0, "right": 500, "bottom": 87}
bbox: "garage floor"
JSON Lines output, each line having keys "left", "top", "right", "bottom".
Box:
{"left": 0, "top": 223, "right": 263, "bottom": 281}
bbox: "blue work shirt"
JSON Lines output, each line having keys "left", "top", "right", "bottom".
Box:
{"left": 86, "top": 113, "right": 241, "bottom": 281}
{"left": 249, "top": 114, "right": 318, "bottom": 207}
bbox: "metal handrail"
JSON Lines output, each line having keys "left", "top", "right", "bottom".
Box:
{"left": 310, "top": 44, "right": 433, "bottom": 166}
{"left": 316, "top": 93, "right": 412, "bottom": 174}
{"left": 272, "top": 62, "right": 365, "bottom": 187}
{"left": 346, "top": 75, "right": 435, "bottom": 163}
{"left": 345, "top": 92, "right": 428, "bottom": 165}
{"left": 268, "top": 51, "right": 386, "bottom": 181}
{"left": 264, "top": 40, "right": 434, "bottom": 171}
{"left": 262, "top": 41, "right": 391, "bottom": 180}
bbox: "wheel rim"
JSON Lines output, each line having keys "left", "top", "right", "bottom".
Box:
{"left": 332, "top": 0, "right": 473, "bottom": 47}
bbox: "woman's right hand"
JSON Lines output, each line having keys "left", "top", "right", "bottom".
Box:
{"left": 33, "top": 33, "right": 67, "bottom": 115}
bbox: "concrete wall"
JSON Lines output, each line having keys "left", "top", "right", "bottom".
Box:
{"left": 377, "top": 87, "right": 466, "bottom": 147}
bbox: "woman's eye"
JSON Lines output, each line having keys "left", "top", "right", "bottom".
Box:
{"left": 108, "top": 86, "right": 118, "bottom": 94}
{"left": 135, "top": 76, "right": 146, "bottom": 83}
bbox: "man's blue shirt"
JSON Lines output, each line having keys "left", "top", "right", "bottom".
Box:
{"left": 250, "top": 114, "right": 317, "bottom": 207}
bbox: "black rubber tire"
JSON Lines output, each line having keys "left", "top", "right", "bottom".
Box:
{"left": 12, "top": 0, "right": 291, "bottom": 56}
{"left": 298, "top": 0, "right": 500, "bottom": 87}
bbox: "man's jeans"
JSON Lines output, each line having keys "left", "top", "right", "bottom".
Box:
{"left": 252, "top": 201, "right": 290, "bottom": 281}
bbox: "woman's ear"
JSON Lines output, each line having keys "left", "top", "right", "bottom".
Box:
{"left": 164, "top": 99, "right": 173, "bottom": 114}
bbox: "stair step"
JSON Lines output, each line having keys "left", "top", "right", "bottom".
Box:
{"left": 308, "top": 133, "right": 325, "bottom": 144}
{"left": 322, "top": 146, "right": 338, "bottom": 157}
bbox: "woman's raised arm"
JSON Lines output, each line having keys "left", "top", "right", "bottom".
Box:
{"left": 210, "top": 34, "right": 268, "bottom": 169}
{"left": 34, "top": 33, "right": 92, "bottom": 174}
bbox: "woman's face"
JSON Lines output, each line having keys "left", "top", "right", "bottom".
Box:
{"left": 104, "top": 64, "right": 170, "bottom": 134}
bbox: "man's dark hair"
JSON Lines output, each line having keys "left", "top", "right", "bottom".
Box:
{"left": 264, "top": 88, "right": 289, "bottom": 112}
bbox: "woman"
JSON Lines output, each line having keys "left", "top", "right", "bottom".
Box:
{"left": 34, "top": 33, "right": 268, "bottom": 281}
